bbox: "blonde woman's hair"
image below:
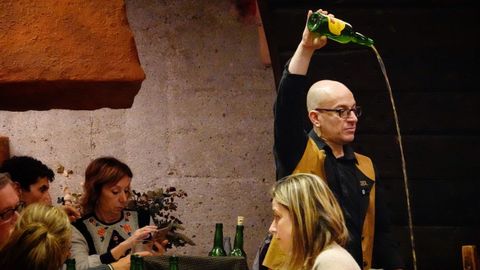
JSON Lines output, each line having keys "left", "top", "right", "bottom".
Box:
{"left": 272, "top": 173, "right": 348, "bottom": 269}
{"left": 0, "top": 203, "right": 71, "bottom": 270}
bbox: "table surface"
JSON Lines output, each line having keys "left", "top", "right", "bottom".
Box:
{"left": 144, "top": 255, "right": 249, "bottom": 270}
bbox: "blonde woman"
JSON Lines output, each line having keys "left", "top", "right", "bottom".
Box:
{"left": 268, "top": 173, "right": 360, "bottom": 270}
{"left": 0, "top": 203, "right": 71, "bottom": 270}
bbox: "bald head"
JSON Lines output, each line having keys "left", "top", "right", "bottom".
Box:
{"left": 306, "top": 80, "right": 354, "bottom": 111}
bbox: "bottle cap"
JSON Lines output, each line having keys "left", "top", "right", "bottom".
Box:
{"left": 237, "top": 216, "right": 244, "bottom": 225}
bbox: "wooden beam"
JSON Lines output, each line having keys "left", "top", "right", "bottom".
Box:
{"left": 0, "top": 136, "right": 9, "bottom": 166}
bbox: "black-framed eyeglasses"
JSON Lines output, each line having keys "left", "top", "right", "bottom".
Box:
{"left": 0, "top": 201, "right": 25, "bottom": 223}
{"left": 314, "top": 106, "right": 362, "bottom": 119}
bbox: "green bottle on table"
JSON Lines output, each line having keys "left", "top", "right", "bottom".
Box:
{"left": 169, "top": 255, "right": 179, "bottom": 270}
{"left": 229, "top": 216, "right": 246, "bottom": 258}
{"left": 208, "top": 223, "right": 227, "bottom": 256}
{"left": 307, "top": 11, "right": 374, "bottom": 47}
{"left": 65, "top": 258, "right": 76, "bottom": 270}
{"left": 136, "top": 255, "right": 145, "bottom": 270}
{"left": 130, "top": 254, "right": 138, "bottom": 270}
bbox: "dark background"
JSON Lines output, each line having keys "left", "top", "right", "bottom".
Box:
{"left": 258, "top": 0, "right": 480, "bottom": 269}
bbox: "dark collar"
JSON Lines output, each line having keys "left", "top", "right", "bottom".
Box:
{"left": 308, "top": 129, "right": 357, "bottom": 162}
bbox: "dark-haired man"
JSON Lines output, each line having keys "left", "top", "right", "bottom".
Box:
{"left": 0, "top": 156, "right": 80, "bottom": 221}
{"left": 0, "top": 156, "right": 54, "bottom": 205}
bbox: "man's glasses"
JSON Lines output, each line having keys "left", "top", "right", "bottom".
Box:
{"left": 314, "top": 106, "right": 362, "bottom": 119}
{"left": 0, "top": 201, "right": 25, "bottom": 224}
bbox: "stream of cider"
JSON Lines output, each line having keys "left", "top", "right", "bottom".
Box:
{"left": 371, "top": 45, "right": 417, "bottom": 270}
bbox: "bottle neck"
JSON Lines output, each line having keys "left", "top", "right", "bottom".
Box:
{"left": 233, "top": 225, "right": 244, "bottom": 248}
{"left": 169, "top": 256, "right": 179, "bottom": 269}
{"left": 130, "top": 255, "right": 138, "bottom": 270}
{"left": 213, "top": 225, "right": 224, "bottom": 247}
{"left": 352, "top": 32, "right": 374, "bottom": 47}
{"left": 66, "top": 259, "right": 76, "bottom": 270}
{"left": 137, "top": 256, "right": 144, "bottom": 270}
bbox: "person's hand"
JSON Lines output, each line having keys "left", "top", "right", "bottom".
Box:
{"left": 61, "top": 205, "right": 81, "bottom": 222}
{"left": 111, "top": 225, "right": 158, "bottom": 260}
{"left": 126, "top": 225, "right": 158, "bottom": 248}
{"left": 130, "top": 239, "right": 169, "bottom": 257}
{"left": 152, "top": 239, "right": 169, "bottom": 255}
{"left": 109, "top": 255, "right": 130, "bottom": 270}
{"left": 300, "top": 9, "right": 330, "bottom": 50}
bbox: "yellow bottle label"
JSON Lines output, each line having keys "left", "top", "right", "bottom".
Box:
{"left": 327, "top": 17, "right": 346, "bottom": 35}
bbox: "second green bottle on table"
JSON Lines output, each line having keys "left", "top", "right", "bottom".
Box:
{"left": 307, "top": 11, "right": 374, "bottom": 47}
{"left": 65, "top": 258, "right": 76, "bottom": 270}
{"left": 169, "top": 255, "right": 179, "bottom": 270}
{"left": 130, "top": 254, "right": 144, "bottom": 270}
{"left": 229, "top": 216, "right": 246, "bottom": 258}
{"left": 130, "top": 255, "right": 137, "bottom": 270}
{"left": 208, "top": 223, "right": 227, "bottom": 256}
{"left": 137, "top": 256, "right": 145, "bottom": 270}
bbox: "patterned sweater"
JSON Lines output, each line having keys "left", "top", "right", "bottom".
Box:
{"left": 70, "top": 210, "right": 149, "bottom": 270}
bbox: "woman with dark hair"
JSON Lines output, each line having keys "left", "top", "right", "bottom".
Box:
{"left": 71, "top": 157, "right": 165, "bottom": 270}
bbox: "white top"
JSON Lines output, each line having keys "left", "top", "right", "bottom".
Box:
{"left": 312, "top": 242, "right": 361, "bottom": 270}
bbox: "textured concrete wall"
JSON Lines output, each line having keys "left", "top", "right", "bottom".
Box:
{"left": 0, "top": 0, "right": 276, "bottom": 265}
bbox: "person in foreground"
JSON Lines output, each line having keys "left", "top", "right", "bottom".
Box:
{"left": 0, "top": 173, "right": 22, "bottom": 249}
{"left": 70, "top": 156, "right": 166, "bottom": 270}
{"left": 269, "top": 173, "right": 360, "bottom": 270}
{"left": 260, "top": 8, "right": 404, "bottom": 270}
{"left": 0, "top": 203, "right": 71, "bottom": 270}
{"left": 0, "top": 202, "right": 130, "bottom": 270}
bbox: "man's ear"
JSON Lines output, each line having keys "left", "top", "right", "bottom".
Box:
{"left": 308, "top": 110, "right": 321, "bottom": 128}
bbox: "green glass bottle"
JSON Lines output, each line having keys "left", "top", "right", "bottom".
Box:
{"left": 136, "top": 255, "right": 144, "bottom": 270}
{"left": 130, "top": 254, "right": 138, "bottom": 270}
{"left": 307, "top": 12, "right": 374, "bottom": 47}
{"left": 229, "top": 216, "right": 246, "bottom": 258}
{"left": 65, "top": 258, "right": 76, "bottom": 270}
{"left": 208, "top": 223, "right": 227, "bottom": 256}
{"left": 169, "top": 255, "right": 179, "bottom": 270}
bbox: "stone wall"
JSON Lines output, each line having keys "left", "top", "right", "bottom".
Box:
{"left": 0, "top": 0, "right": 276, "bottom": 264}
